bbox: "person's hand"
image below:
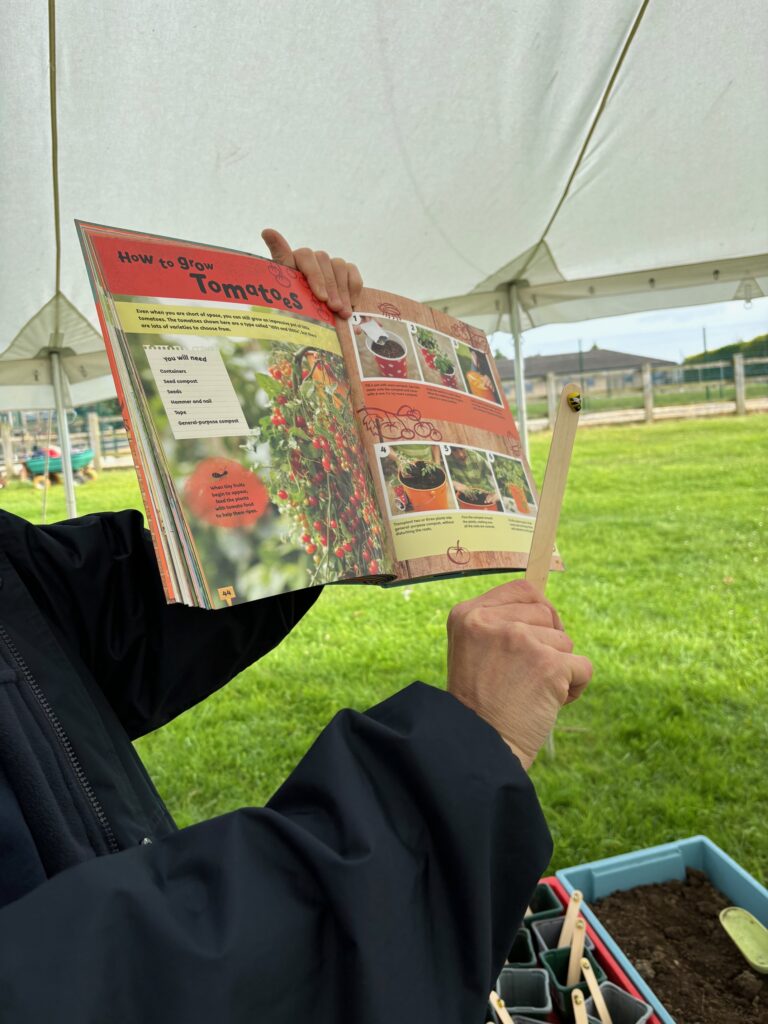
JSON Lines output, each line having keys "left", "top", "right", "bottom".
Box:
{"left": 261, "top": 229, "right": 363, "bottom": 319}
{"left": 447, "top": 580, "right": 592, "bottom": 770}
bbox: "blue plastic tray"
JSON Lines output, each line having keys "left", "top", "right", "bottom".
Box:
{"left": 557, "top": 835, "right": 768, "bottom": 1024}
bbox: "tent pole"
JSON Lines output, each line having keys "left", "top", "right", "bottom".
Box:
{"left": 49, "top": 348, "right": 77, "bottom": 518}
{"left": 507, "top": 283, "right": 529, "bottom": 460}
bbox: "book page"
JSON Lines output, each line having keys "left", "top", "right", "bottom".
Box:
{"left": 78, "top": 223, "right": 391, "bottom": 607}
{"left": 340, "top": 288, "right": 563, "bottom": 581}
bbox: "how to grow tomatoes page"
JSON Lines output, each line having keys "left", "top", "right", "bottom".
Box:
{"left": 79, "top": 221, "right": 560, "bottom": 608}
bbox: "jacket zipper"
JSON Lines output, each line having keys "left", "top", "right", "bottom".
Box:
{"left": 0, "top": 623, "right": 119, "bottom": 854}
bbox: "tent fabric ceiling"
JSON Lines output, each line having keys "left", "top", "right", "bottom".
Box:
{"left": 1, "top": 0, "right": 766, "bottom": 368}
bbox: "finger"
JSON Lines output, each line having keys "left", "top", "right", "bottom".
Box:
{"left": 293, "top": 249, "right": 328, "bottom": 302}
{"left": 348, "top": 263, "right": 364, "bottom": 308}
{"left": 496, "top": 603, "right": 559, "bottom": 629}
{"left": 331, "top": 258, "right": 352, "bottom": 318}
{"left": 525, "top": 625, "right": 575, "bottom": 653}
{"left": 315, "top": 251, "right": 342, "bottom": 312}
{"left": 563, "top": 652, "right": 593, "bottom": 691}
{"left": 565, "top": 677, "right": 590, "bottom": 704}
{"left": 471, "top": 578, "right": 564, "bottom": 629}
{"left": 261, "top": 229, "right": 296, "bottom": 269}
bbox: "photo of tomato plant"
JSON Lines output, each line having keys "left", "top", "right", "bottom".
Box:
{"left": 444, "top": 446, "right": 502, "bottom": 511}
{"left": 377, "top": 443, "right": 457, "bottom": 517}
{"left": 491, "top": 454, "right": 537, "bottom": 516}
{"left": 258, "top": 342, "right": 386, "bottom": 579}
{"left": 126, "top": 329, "right": 387, "bottom": 600}
{"left": 410, "top": 325, "right": 468, "bottom": 393}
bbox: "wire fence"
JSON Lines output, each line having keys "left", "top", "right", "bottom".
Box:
{"left": 1, "top": 414, "right": 131, "bottom": 477}
{"left": 505, "top": 356, "right": 768, "bottom": 426}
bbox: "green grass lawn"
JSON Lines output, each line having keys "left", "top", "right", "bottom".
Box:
{"left": 2, "top": 415, "right": 766, "bottom": 880}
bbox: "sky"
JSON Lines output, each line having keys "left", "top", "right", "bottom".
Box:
{"left": 491, "top": 295, "right": 768, "bottom": 365}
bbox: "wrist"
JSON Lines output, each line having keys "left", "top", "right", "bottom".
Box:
{"left": 503, "top": 739, "right": 533, "bottom": 772}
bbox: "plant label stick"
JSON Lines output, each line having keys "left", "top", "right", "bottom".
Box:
{"left": 572, "top": 988, "right": 589, "bottom": 1024}
{"left": 566, "top": 918, "right": 587, "bottom": 986}
{"left": 524, "top": 382, "right": 581, "bottom": 595}
{"left": 558, "top": 889, "right": 584, "bottom": 947}
{"left": 488, "top": 990, "right": 514, "bottom": 1024}
{"left": 581, "top": 957, "right": 614, "bottom": 1024}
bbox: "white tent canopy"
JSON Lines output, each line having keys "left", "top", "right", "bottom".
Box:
{"left": 0, "top": 295, "right": 114, "bottom": 411}
{"left": 2, "top": 0, "right": 767, "bottom": 492}
{"left": 0, "top": 293, "right": 115, "bottom": 516}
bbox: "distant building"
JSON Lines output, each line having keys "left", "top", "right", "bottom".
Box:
{"left": 496, "top": 347, "right": 679, "bottom": 398}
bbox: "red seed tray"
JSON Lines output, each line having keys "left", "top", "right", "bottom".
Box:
{"left": 539, "top": 876, "right": 661, "bottom": 1024}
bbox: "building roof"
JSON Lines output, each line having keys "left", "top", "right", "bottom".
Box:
{"left": 495, "top": 346, "right": 678, "bottom": 380}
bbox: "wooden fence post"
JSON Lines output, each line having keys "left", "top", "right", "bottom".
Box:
{"left": 87, "top": 412, "right": 103, "bottom": 470}
{"left": 1, "top": 419, "right": 14, "bottom": 479}
{"left": 642, "top": 363, "right": 654, "bottom": 423}
{"left": 546, "top": 373, "right": 558, "bottom": 429}
{"left": 733, "top": 353, "right": 746, "bottom": 415}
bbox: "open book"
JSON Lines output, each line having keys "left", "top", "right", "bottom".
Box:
{"left": 78, "top": 221, "right": 561, "bottom": 608}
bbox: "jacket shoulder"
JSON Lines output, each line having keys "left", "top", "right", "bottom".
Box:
{"left": 0, "top": 508, "right": 148, "bottom": 573}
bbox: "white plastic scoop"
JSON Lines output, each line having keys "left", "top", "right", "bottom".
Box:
{"left": 359, "top": 319, "right": 388, "bottom": 344}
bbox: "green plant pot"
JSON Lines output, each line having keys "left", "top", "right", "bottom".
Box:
{"left": 539, "top": 947, "right": 606, "bottom": 1021}
{"left": 505, "top": 927, "right": 537, "bottom": 968}
{"left": 530, "top": 914, "right": 596, "bottom": 956}
{"left": 523, "top": 883, "right": 562, "bottom": 925}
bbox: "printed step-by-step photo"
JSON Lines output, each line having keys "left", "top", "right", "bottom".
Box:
{"left": 490, "top": 453, "right": 538, "bottom": 516}
{"left": 375, "top": 441, "right": 539, "bottom": 522}
{"left": 350, "top": 314, "right": 421, "bottom": 381}
{"left": 454, "top": 341, "right": 504, "bottom": 405}
{"left": 444, "top": 445, "right": 503, "bottom": 511}
{"left": 408, "top": 324, "right": 468, "bottom": 394}
{"left": 376, "top": 443, "right": 458, "bottom": 516}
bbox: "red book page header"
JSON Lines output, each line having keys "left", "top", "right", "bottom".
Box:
{"left": 84, "top": 226, "right": 333, "bottom": 323}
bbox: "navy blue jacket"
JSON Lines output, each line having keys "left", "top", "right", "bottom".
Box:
{"left": 0, "top": 509, "right": 551, "bottom": 1023}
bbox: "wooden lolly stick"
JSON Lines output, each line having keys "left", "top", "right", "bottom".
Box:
{"left": 488, "top": 989, "right": 514, "bottom": 1024}
{"left": 572, "top": 988, "right": 589, "bottom": 1024}
{"left": 566, "top": 918, "right": 587, "bottom": 986}
{"left": 581, "top": 957, "right": 614, "bottom": 1024}
{"left": 557, "top": 889, "right": 583, "bottom": 947}
{"left": 525, "top": 382, "right": 581, "bottom": 595}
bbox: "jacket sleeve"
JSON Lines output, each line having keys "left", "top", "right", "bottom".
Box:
{"left": 0, "top": 509, "right": 321, "bottom": 738}
{"left": 0, "top": 683, "right": 552, "bottom": 1024}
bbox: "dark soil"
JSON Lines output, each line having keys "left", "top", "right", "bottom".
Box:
{"left": 458, "top": 487, "right": 494, "bottom": 505}
{"left": 400, "top": 463, "right": 445, "bottom": 489}
{"left": 371, "top": 337, "right": 404, "bottom": 359}
{"left": 594, "top": 868, "right": 766, "bottom": 1024}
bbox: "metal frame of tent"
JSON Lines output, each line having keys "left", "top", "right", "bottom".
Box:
{"left": 433, "top": 252, "right": 768, "bottom": 458}
{"left": 427, "top": 0, "right": 767, "bottom": 455}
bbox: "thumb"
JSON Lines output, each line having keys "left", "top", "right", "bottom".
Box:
{"left": 261, "top": 229, "right": 296, "bottom": 268}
